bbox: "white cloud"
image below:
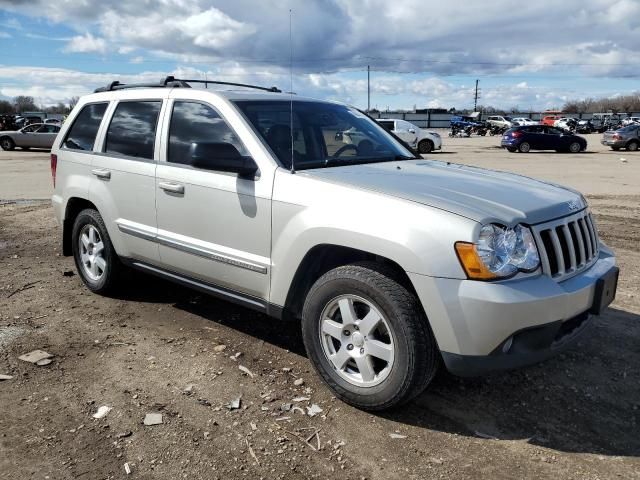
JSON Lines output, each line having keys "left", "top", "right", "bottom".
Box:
{"left": 0, "top": 31, "right": 11, "bottom": 38}
{"left": 64, "top": 33, "right": 107, "bottom": 54}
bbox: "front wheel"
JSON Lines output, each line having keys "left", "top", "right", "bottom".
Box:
{"left": 568, "top": 141, "right": 581, "bottom": 153}
{"left": 418, "top": 139, "right": 433, "bottom": 154}
{"left": 72, "top": 209, "right": 123, "bottom": 294}
{"left": 302, "top": 262, "right": 438, "bottom": 410}
{"left": 0, "top": 137, "right": 15, "bottom": 151}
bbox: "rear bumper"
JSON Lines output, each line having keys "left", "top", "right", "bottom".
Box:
{"left": 408, "top": 245, "right": 617, "bottom": 376}
{"left": 601, "top": 140, "right": 625, "bottom": 147}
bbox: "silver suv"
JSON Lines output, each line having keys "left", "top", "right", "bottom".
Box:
{"left": 51, "top": 77, "right": 618, "bottom": 410}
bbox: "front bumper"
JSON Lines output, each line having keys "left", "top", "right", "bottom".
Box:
{"left": 408, "top": 245, "right": 617, "bottom": 376}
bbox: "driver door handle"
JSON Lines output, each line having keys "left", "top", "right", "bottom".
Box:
{"left": 158, "top": 181, "right": 185, "bottom": 194}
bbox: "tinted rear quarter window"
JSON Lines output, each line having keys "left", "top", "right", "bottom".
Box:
{"left": 105, "top": 101, "right": 162, "bottom": 160}
{"left": 63, "top": 103, "right": 108, "bottom": 151}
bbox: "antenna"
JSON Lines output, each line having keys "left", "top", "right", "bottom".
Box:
{"left": 289, "top": 8, "right": 295, "bottom": 174}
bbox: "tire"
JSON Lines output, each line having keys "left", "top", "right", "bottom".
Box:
{"left": 71, "top": 208, "right": 123, "bottom": 294}
{"left": 418, "top": 139, "right": 434, "bottom": 154}
{"left": 626, "top": 141, "right": 638, "bottom": 152}
{"left": 568, "top": 142, "right": 581, "bottom": 153}
{"left": 0, "top": 137, "right": 15, "bottom": 151}
{"left": 518, "top": 142, "right": 531, "bottom": 153}
{"left": 302, "top": 262, "right": 438, "bottom": 410}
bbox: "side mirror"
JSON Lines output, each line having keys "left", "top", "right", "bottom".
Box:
{"left": 189, "top": 142, "right": 258, "bottom": 177}
{"left": 408, "top": 128, "right": 416, "bottom": 134}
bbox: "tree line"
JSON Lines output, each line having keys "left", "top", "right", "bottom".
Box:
{"left": 0, "top": 95, "right": 79, "bottom": 115}
{"left": 562, "top": 93, "right": 640, "bottom": 114}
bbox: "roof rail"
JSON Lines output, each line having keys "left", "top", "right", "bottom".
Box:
{"left": 94, "top": 76, "right": 281, "bottom": 93}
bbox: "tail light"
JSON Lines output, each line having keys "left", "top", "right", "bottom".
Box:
{"left": 50, "top": 153, "right": 57, "bottom": 187}
{"left": 511, "top": 131, "right": 523, "bottom": 138}
{"left": 612, "top": 133, "right": 622, "bottom": 140}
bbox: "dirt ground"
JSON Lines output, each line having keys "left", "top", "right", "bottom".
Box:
{"left": 1, "top": 136, "right": 639, "bottom": 479}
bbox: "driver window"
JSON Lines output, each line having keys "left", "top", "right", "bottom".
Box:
{"left": 168, "top": 101, "right": 248, "bottom": 165}
{"left": 23, "top": 125, "right": 37, "bottom": 133}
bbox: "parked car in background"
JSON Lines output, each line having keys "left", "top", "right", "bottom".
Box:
{"left": 0, "top": 123, "right": 61, "bottom": 150}
{"left": 576, "top": 120, "right": 594, "bottom": 134}
{"left": 554, "top": 117, "right": 578, "bottom": 132}
{"left": 621, "top": 116, "right": 640, "bottom": 126}
{"left": 486, "top": 116, "right": 512, "bottom": 129}
{"left": 541, "top": 115, "right": 563, "bottom": 126}
{"left": 501, "top": 125, "right": 587, "bottom": 153}
{"left": 591, "top": 113, "right": 627, "bottom": 133}
{"left": 377, "top": 119, "right": 442, "bottom": 153}
{"left": 511, "top": 117, "right": 537, "bottom": 126}
{"left": 601, "top": 124, "right": 640, "bottom": 151}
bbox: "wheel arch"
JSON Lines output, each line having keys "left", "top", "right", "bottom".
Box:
{"left": 62, "top": 197, "right": 98, "bottom": 256}
{"left": 281, "top": 244, "right": 417, "bottom": 322}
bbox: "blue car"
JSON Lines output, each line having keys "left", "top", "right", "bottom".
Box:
{"left": 501, "top": 125, "right": 587, "bottom": 153}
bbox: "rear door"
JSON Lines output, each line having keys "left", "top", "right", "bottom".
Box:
{"left": 39, "top": 124, "right": 60, "bottom": 148}
{"left": 525, "top": 125, "right": 545, "bottom": 148}
{"left": 89, "top": 96, "right": 165, "bottom": 265}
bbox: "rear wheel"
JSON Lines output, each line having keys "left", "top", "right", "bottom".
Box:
{"left": 0, "top": 137, "right": 15, "bottom": 151}
{"left": 302, "top": 262, "right": 438, "bottom": 410}
{"left": 568, "top": 142, "right": 581, "bottom": 153}
{"left": 418, "top": 139, "right": 434, "bottom": 154}
{"left": 72, "top": 209, "right": 123, "bottom": 294}
{"left": 626, "top": 141, "right": 638, "bottom": 151}
{"left": 518, "top": 142, "right": 531, "bottom": 153}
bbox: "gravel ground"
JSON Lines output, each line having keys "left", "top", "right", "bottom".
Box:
{"left": 1, "top": 136, "right": 639, "bottom": 479}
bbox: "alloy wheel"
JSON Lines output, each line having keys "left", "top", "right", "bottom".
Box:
{"left": 79, "top": 224, "right": 107, "bottom": 281}
{"left": 318, "top": 294, "right": 394, "bottom": 387}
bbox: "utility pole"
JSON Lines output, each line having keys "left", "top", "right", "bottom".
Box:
{"left": 474, "top": 79, "right": 479, "bottom": 112}
{"left": 367, "top": 65, "right": 370, "bottom": 112}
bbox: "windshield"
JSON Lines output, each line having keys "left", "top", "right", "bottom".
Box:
{"left": 233, "top": 100, "right": 416, "bottom": 170}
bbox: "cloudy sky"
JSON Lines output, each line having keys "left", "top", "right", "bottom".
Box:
{"left": 1, "top": 0, "right": 639, "bottom": 111}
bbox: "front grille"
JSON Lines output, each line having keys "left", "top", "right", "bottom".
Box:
{"left": 532, "top": 210, "right": 599, "bottom": 281}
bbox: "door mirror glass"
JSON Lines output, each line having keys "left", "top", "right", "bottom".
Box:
{"left": 190, "top": 142, "right": 258, "bottom": 177}
{"left": 408, "top": 128, "right": 416, "bottom": 134}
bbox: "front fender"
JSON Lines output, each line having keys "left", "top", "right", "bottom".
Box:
{"left": 269, "top": 169, "right": 477, "bottom": 306}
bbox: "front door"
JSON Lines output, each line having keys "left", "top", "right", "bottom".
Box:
{"left": 155, "top": 96, "right": 272, "bottom": 300}
{"left": 394, "top": 120, "right": 418, "bottom": 146}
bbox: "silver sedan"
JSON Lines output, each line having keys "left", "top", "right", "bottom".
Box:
{"left": 0, "top": 123, "right": 61, "bottom": 151}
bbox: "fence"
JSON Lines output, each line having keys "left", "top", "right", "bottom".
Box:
{"left": 367, "top": 111, "right": 640, "bottom": 129}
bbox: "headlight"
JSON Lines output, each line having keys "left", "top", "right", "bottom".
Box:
{"left": 455, "top": 224, "right": 540, "bottom": 280}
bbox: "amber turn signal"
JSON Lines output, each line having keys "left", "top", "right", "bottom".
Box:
{"left": 454, "top": 242, "right": 498, "bottom": 280}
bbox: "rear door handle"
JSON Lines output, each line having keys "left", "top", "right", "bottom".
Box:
{"left": 91, "top": 168, "right": 111, "bottom": 180}
{"left": 158, "top": 181, "right": 185, "bottom": 194}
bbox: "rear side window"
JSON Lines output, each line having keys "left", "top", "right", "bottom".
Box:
{"left": 63, "top": 103, "right": 108, "bottom": 151}
{"left": 168, "top": 101, "right": 247, "bottom": 165}
{"left": 105, "top": 101, "right": 162, "bottom": 160}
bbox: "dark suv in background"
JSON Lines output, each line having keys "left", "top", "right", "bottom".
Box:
{"left": 501, "top": 125, "right": 587, "bottom": 153}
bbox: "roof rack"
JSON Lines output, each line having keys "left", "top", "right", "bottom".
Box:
{"left": 94, "top": 76, "right": 281, "bottom": 93}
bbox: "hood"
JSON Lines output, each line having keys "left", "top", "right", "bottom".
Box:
{"left": 304, "top": 160, "right": 585, "bottom": 225}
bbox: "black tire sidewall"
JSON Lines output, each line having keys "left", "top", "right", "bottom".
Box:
{"left": 0, "top": 137, "right": 15, "bottom": 151}
{"left": 569, "top": 142, "right": 581, "bottom": 153}
{"left": 71, "top": 209, "right": 119, "bottom": 293}
{"left": 302, "top": 267, "right": 432, "bottom": 409}
{"left": 519, "top": 142, "right": 530, "bottom": 153}
{"left": 627, "top": 141, "right": 638, "bottom": 151}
